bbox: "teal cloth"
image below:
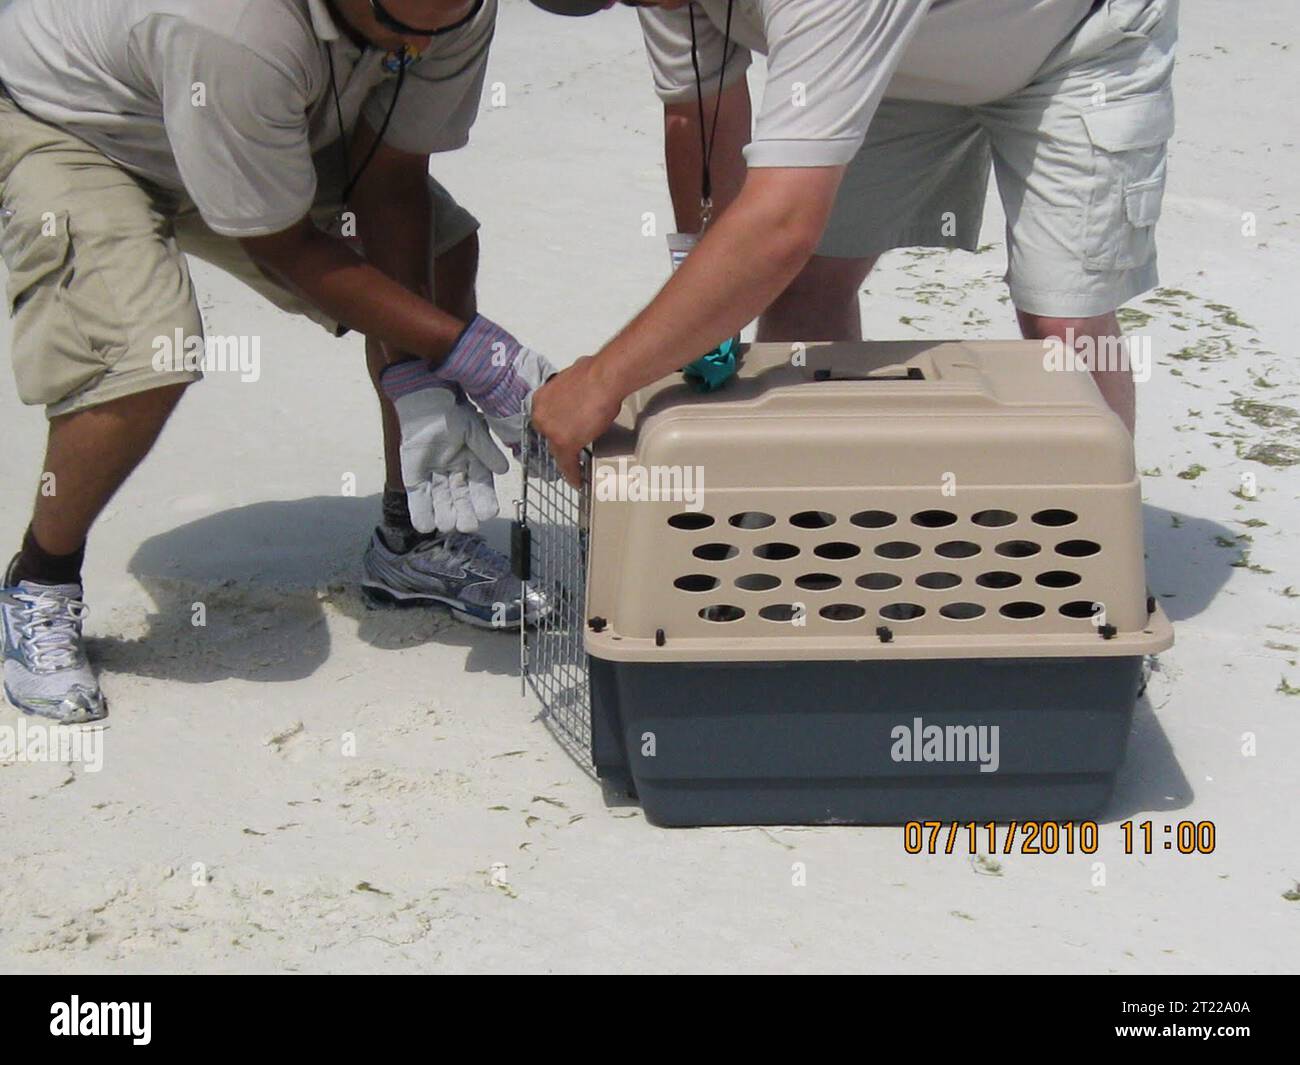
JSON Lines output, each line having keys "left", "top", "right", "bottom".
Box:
{"left": 682, "top": 336, "right": 740, "bottom": 393}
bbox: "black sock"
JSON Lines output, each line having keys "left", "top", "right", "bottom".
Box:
{"left": 382, "top": 488, "right": 413, "bottom": 533}
{"left": 8, "top": 526, "right": 86, "bottom": 587}
{"left": 379, "top": 489, "right": 432, "bottom": 553}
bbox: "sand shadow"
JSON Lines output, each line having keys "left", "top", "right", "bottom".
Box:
{"left": 1143, "top": 503, "right": 1240, "bottom": 622}
{"left": 88, "top": 495, "right": 521, "bottom": 686}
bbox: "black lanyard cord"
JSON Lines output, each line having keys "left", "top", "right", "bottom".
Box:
{"left": 688, "top": 0, "right": 736, "bottom": 229}
{"left": 327, "top": 46, "right": 408, "bottom": 206}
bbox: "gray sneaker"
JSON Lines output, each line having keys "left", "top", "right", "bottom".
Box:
{"left": 361, "top": 528, "right": 547, "bottom": 629}
{"left": 1, "top": 561, "right": 106, "bottom": 723}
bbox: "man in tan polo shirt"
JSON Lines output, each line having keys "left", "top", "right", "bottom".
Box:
{"left": 0, "top": 0, "right": 554, "bottom": 722}
{"left": 531, "top": 0, "right": 1177, "bottom": 483}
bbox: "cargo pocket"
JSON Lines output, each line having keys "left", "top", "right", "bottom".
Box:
{"left": 1080, "top": 92, "right": 1174, "bottom": 273}
{"left": 1, "top": 207, "right": 71, "bottom": 316}
{"left": 1104, "top": 0, "right": 1170, "bottom": 39}
{"left": 0, "top": 208, "right": 128, "bottom": 406}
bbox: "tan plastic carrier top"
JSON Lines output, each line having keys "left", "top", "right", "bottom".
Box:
{"left": 583, "top": 340, "right": 1173, "bottom": 663}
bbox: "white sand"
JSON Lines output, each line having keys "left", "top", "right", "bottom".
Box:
{"left": 1, "top": 0, "right": 1296, "bottom": 973}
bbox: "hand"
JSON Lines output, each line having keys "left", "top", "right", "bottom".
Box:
{"left": 433, "top": 315, "right": 557, "bottom": 449}
{"left": 529, "top": 356, "right": 624, "bottom": 488}
{"left": 381, "top": 362, "right": 509, "bottom": 534}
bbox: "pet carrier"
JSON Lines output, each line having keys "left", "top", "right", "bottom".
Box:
{"left": 518, "top": 340, "right": 1173, "bottom": 826}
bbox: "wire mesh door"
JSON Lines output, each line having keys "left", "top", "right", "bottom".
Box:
{"left": 517, "top": 428, "right": 593, "bottom": 771}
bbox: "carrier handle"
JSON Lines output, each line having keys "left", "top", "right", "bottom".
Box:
{"left": 811, "top": 366, "right": 925, "bottom": 382}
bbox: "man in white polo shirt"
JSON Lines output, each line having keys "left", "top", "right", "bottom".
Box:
{"left": 0, "top": 0, "right": 555, "bottom": 722}
{"left": 530, "top": 0, "right": 1178, "bottom": 484}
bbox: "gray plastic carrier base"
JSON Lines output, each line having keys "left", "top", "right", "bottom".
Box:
{"left": 589, "top": 655, "right": 1143, "bottom": 827}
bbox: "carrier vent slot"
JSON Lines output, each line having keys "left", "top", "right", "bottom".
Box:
{"left": 796, "top": 573, "right": 841, "bottom": 591}
{"left": 1032, "top": 508, "right": 1078, "bottom": 527}
{"left": 911, "top": 510, "right": 957, "bottom": 528}
{"left": 700, "top": 605, "right": 744, "bottom": 622}
{"left": 976, "top": 571, "right": 1021, "bottom": 589}
{"left": 1000, "top": 601, "right": 1046, "bottom": 619}
{"left": 881, "top": 603, "right": 926, "bottom": 621}
{"left": 971, "top": 509, "right": 1017, "bottom": 527}
{"left": 790, "top": 510, "right": 836, "bottom": 529}
{"left": 996, "top": 540, "right": 1041, "bottom": 558}
{"left": 674, "top": 574, "right": 720, "bottom": 592}
{"left": 1056, "top": 539, "right": 1101, "bottom": 557}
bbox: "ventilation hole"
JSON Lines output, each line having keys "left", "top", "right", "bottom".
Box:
{"left": 1056, "top": 539, "right": 1101, "bottom": 557}
{"left": 667, "top": 513, "right": 714, "bottom": 530}
{"left": 790, "top": 510, "right": 836, "bottom": 529}
{"left": 940, "top": 602, "right": 986, "bottom": 620}
{"left": 820, "top": 603, "right": 865, "bottom": 622}
{"left": 674, "top": 574, "right": 720, "bottom": 592}
{"left": 995, "top": 540, "right": 1041, "bottom": 558}
{"left": 1036, "top": 570, "right": 1082, "bottom": 588}
{"left": 850, "top": 510, "right": 896, "bottom": 529}
{"left": 694, "top": 543, "right": 739, "bottom": 561}
{"left": 1060, "top": 600, "right": 1100, "bottom": 619}
{"left": 976, "top": 571, "right": 1021, "bottom": 589}
{"left": 876, "top": 541, "right": 921, "bottom": 559}
{"left": 755, "top": 542, "right": 799, "bottom": 560}
{"left": 729, "top": 511, "right": 775, "bottom": 529}
{"left": 1032, "top": 508, "right": 1078, "bottom": 527}
{"left": 759, "top": 604, "right": 802, "bottom": 623}
{"left": 880, "top": 603, "right": 926, "bottom": 621}
{"left": 971, "top": 509, "right": 1017, "bottom": 528}
{"left": 735, "top": 573, "right": 781, "bottom": 592}
{"left": 857, "top": 573, "right": 902, "bottom": 591}
{"left": 699, "top": 605, "right": 744, "bottom": 623}
{"left": 936, "top": 540, "right": 981, "bottom": 559}
{"left": 1000, "top": 601, "right": 1046, "bottom": 619}
{"left": 911, "top": 509, "right": 957, "bottom": 528}
{"left": 796, "top": 573, "right": 841, "bottom": 591}
{"left": 815, "top": 541, "right": 861, "bottom": 560}
{"left": 917, "top": 572, "right": 961, "bottom": 590}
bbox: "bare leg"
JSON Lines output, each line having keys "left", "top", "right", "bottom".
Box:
{"left": 30, "top": 383, "right": 190, "bottom": 556}
{"left": 757, "top": 254, "right": 877, "bottom": 342}
{"left": 1017, "top": 310, "right": 1134, "bottom": 434}
{"left": 367, "top": 231, "right": 480, "bottom": 495}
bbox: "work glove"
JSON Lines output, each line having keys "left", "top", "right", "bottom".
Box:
{"left": 432, "top": 315, "right": 558, "bottom": 451}
{"left": 381, "top": 361, "right": 509, "bottom": 535}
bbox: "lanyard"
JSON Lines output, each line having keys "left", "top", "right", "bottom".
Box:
{"left": 688, "top": 0, "right": 736, "bottom": 231}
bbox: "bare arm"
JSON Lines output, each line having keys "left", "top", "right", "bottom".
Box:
{"left": 531, "top": 163, "right": 845, "bottom": 484}
{"left": 238, "top": 121, "right": 460, "bottom": 366}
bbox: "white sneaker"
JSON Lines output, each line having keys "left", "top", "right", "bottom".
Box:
{"left": 1, "top": 559, "right": 106, "bottom": 723}
{"left": 361, "top": 528, "right": 548, "bottom": 629}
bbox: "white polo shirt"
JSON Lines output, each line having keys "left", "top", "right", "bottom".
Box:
{"left": 0, "top": 0, "right": 496, "bottom": 236}
{"left": 638, "top": 0, "right": 1097, "bottom": 168}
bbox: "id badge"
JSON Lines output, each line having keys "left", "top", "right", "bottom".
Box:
{"left": 666, "top": 232, "right": 698, "bottom": 274}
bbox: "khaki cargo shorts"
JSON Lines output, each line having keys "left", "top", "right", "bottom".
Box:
{"left": 818, "top": 0, "right": 1178, "bottom": 318}
{"left": 0, "top": 92, "right": 478, "bottom": 418}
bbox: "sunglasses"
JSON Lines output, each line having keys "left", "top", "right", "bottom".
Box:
{"left": 369, "top": 0, "right": 480, "bottom": 36}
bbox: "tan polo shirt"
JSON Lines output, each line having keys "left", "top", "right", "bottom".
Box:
{"left": 0, "top": 0, "right": 496, "bottom": 236}
{"left": 638, "top": 0, "right": 1098, "bottom": 168}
